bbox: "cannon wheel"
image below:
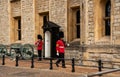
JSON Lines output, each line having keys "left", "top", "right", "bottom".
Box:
{"left": 0, "top": 44, "right": 7, "bottom": 57}
{"left": 21, "top": 44, "right": 34, "bottom": 60}
{"left": 9, "top": 43, "right": 22, "bottom": 59}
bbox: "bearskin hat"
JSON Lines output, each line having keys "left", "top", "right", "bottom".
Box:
{"left": 59, "top": 31, "right": 64, "bottom": 38}
{"left": 37, "top": 34, "right": 42, "bottom": 40}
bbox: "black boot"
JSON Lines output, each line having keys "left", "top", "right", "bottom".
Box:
{"left": 62, "top": 66, "right": 66, "bottom": 68}
{"left": 56, "top": 63, "right": 59, "bottom": 67}
{"left": 38, "top": 58, "right": 42, "bottom": 61}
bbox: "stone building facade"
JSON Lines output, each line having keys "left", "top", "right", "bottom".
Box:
{"left": 0, "top": 0, "right": 120, "bottom": 67}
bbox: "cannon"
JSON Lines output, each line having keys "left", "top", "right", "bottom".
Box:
{"left": 21, "top": 44, "right": 34, "bottom": 59}
{"left": 0, "top": 44, "right": 7, "bottom": 57}
{"left": 9, "top": 43, "right": 34, "bottom": 60}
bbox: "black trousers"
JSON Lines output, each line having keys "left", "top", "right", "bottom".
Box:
{"left": 56, "top": 53, "right": 65, "bottom": 66}
{"left": 38, "top": 50, "right": 42, "bottom": 60}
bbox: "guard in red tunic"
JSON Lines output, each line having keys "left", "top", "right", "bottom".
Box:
{"left": 56, "top": 31, "right": 66, "bottom": 68}
{"left": 35, "top": 35, "right": 43, "bottom": 61}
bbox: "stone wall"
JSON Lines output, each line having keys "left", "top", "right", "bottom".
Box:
{"left": 0, "top": 0, "right": 10, "bottom": 45}
{"left": 84, "top": 46, "right": 120, "bottom": 68}
{"left": 49, "top": 0, "right": 67, "bottom": 29}
{"left": 65, "top": 47, "right": 83, "bottom": 65}
{"left": 81, "top": 0, "right": 120, "bottom": 68}
{"left": 11, "top": 0, "right": 21, "bottom": 17}
{"left": 87, "top": 0, "right": 94, "bottom": 44}
{"left": 36, "top": 0, "right": 49, "bottom": 13}
{"left": 0, "top": 0, "right": 120, "bottom": 68}
{"left": 69, "top": 0, "right": 80, "bottom": 7}
{"left": 113, "top": 0, "right": 120, "bottom": 44}
{"left": 65, "top": 45, "right": 120, "bottom": 68}
{"left": 21, "top": 0, "right": 35, "bottom": 44}
{"left": 35, "top": 0, "right": 49, "bottom": 40}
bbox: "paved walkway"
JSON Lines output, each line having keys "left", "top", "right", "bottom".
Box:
{"left": 0, "top": 66, "right": 85, "bottom": 77}
{"left": 0, "top": 58, "right": 119, "bottom": 77}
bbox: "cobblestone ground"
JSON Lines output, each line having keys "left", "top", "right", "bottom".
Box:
{"left": 0, "top": 58, "right": 119, "bottom": 77}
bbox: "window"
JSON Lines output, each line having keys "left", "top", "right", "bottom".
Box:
{"left": 76, "top": 10, "right": 80, "bottom": 38}
{"left": 36, "top": 12, "right": 49, "bottom": 37}
{"left": 18, "top": 19, "right": 21, "bottom": 40}
{"left": 95, "top": 0, "right": 111, "bottom": 41}
{"left": 14, "top": 17, "right": 21, "bottom": 41}
{"left": 104, "top": 0, "right": 111, "bottom": 36}
{"left": 69, "top": 7, "right": 80, "bottom": 41}
{"left": 11, "top": 17, "right": 21, "bottom": 42}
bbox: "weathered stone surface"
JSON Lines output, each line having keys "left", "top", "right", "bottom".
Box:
{"left": 0, "top": 0, "right": 120, "bottom": 68}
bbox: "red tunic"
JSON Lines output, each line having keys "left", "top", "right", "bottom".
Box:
{"left": 35, "top": 40, "right": 43, "bottom": 50}
{"left": 56, "top": 40, "right": 65, "bottom": 53}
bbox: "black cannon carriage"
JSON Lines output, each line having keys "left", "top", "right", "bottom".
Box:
{"left": 9, "top": 43, "right": 34, "bottom": 60}
{"left": 6, "top": 43, "right": 34, "bottom": 60}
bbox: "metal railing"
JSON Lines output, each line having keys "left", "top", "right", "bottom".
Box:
{"left": 87, "top": 68, "right": 120, "bottom": 77}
